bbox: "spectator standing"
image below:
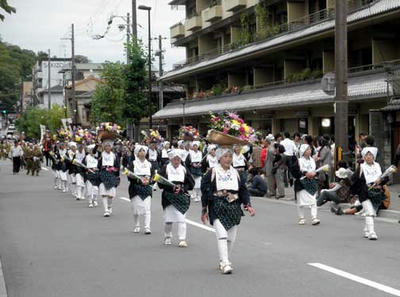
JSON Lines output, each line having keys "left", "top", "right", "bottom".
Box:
{"left": 10, "top": 140, "right": 23, "bottom": 175}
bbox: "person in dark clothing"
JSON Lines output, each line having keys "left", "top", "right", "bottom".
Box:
{"left": 247, "top": 167, "right": 267, "bottom": 197}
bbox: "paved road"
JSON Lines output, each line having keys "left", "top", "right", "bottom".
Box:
{"left": 0, "top": 160, "right": 399, "bottom": 297}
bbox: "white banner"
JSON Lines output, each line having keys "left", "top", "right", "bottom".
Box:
{"left": 40, "top": 125, "right": 46, "bottom": 142}
{"left": 61, "top": 118, "right": 72, "bottom": 130}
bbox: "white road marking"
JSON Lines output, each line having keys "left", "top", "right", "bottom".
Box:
{"left": 185, "top": 219, "right": 215, "bottom": 233}
{"left": 118, "top": 196, "right": 215, "bottom": 233}
{"left": 41, "top": 167, "right": 49, "bottom": 171}
{"left": 308, "top": 263, "right": 400, "bottom": 296}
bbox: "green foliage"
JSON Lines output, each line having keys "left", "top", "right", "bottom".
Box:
{"left": 0, "top": 40, "right": 36, "bottom": 113}
{"left": 211, "top": 82, "right": 226, "bottom": 96}
{"left": 286, "top": 68, "right": 323, "bottom": 83}
{"left": 123, "top": 38, "right": 148, "bottom": 123}
{"left": 255, "top": 3, "right": 280, "bottom": 40}
{"left": 90, "top": 38, "right": 148, "bottom": 126}
{"left": 239, "top": 14, "right": 252, "bottom": 45}
{"left": 75, "top": 55, "right": 90, "bottom": 63}
{"left": 16, "top": 105, "right": 67, "bottom": 138}
{"left": 90, "top": 62, "right": 125, "bottom": 125}
{"left": 0, "top": 0, "right": 16, "bottom": 21}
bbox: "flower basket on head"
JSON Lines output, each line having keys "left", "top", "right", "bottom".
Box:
{"left": 207, "top": 129, "right": 248, "bottom": 145}
{"left": 141, "top": 129, "right": 163, "bottom": 144}
{"left": 179, "top": 126, "right": 199, "bottom": 141}
{"left": 96, "top": 122, "right": 121, "bottom": 141}
{"left": 207, "top": 112, "right": 257, "bottom": 145}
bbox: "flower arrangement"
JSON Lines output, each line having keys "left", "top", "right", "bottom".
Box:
{"left": 179, "top": 126, "right": 199, "bottom": 140}
{"left": 209, "top": 112, "right": 257, "bottom": 143}
{"left": 97, "top": 122, "right": 122, "bottom": 133}
{"left": 141, "top": 129, "right": 163, "bottom": 143}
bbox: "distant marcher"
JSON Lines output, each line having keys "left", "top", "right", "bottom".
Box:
{"left": 10, "top": 140, "right": 23, "bottom": 174}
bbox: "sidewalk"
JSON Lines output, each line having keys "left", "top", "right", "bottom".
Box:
{"left": 257, "top": 185, "right": 400, "bottom": 221}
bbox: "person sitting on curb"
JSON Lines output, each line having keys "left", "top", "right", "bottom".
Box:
{"left": 247, "top": 167, "right": 267, "bottom": 197}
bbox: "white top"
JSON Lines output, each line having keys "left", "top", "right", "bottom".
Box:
{"left": 148, "top": 149, "right": 158, "bottom": 161}
{"left": 232, "top": 153, "right": 246, "bottom": 168}
{"left": 68, "top": 150, "right": 75, "bottom": 160}
{"left": 189, "top": 150, "right": 202, "bottom": 163}
{"left": 161, "top": 149, "right": 169, "bottom": 158}
{"left": 85, "top": 155, "right": 98, "bottom": 169}
{"left": 299, "top": 156, "right": 316, "bottom": 173}
{"left": 59, "top": 149, "right": 67, "bottom": 158}
{"left": 102, "top": 151, "right": 115, "bottom": 167}
{"left": 166, "top": 163, "right": 186, "bottom": 183}
{"left": 215, "top": 165, "right": 239, "bottom": 191}
{"left": 207, "top": 154, "right": 218, "bottom": 169}
{"left": 361, "top": 162, "right": 382, "bottom": 184}
{"left": 10, "top": 146, "right": 23, "bottom": 157}
{"left": 181, "top": 149, "right": 190, "bottom": 162}
{"left": 281, "top": 138, "right": 296, "bottom": 156}
{"left": 75, "top": 151, "right": 86, "bottom": 163}
{"left": 134, "top": 159, "right": 152, "bottom": 176}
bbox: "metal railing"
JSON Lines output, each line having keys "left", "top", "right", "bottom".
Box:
{"left": 170, "top": 0, "right": 381, "bottom": 71}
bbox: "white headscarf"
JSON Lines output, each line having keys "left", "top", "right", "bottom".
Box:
{"left": 134, "top": 145, "right": 148, "bottom": 157}
{"left": 216, "top": 147, "right": 233, "bottom": 160}
{"left": 68, "top": 141, "right": 77, "bottom": 149}
{"left": 299, "top": 144, "right": 310, "bottom": 157}
{"left": 168, "top": 149, "right": 182, "bottom": 160}
{"left": 208, "top": 144, "right": 217, "bottom": 153}
{"left": 191, "top": 141, "right": 200, "bottom": 148}
{"left": 102, "top": 139, "right": 114, "bottom": 148}
{"left": 361, "top": 147, "right": 378, "bottom": 160}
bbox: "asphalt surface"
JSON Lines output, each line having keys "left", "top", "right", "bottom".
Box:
{"left": 0, "top": 159, "right": 399, "bottom": 297}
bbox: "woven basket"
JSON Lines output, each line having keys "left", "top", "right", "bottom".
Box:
{"left": 97, "top": 130, "right": 118, "bottom": 141}
{"left": 207, "top": 130, "right": 248, "bottom": 145}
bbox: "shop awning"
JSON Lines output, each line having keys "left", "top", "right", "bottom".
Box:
{"left": 153, "top": 72, "right": 390, "bottom": 120}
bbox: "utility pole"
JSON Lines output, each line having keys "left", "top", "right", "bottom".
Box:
{"left": 126, "top": 12, "right": 130, "bottom": 64}
{"left": 48, "top": 49, "right": 51, "bottom": 110}
{"left": 335, "top": 0, "right": 348, "bottom": 156}
{"left": 71, "top": 24, "right": 77, "bottom": 125}
{"left": 155, "top": 35, "right": 167, "bottom": 109}
{"left": 132, "top": 0, "right": 137, "bottom": 40}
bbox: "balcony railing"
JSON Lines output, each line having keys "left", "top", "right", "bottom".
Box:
{"left": 203, "top": 5, "right": 223, "bottom": 22}
{"left": 170, "top": 0, "right": 382, "bottom": 72}
{"left": 225, "top": 0, "right": 247, "bottom": 12}
{"left": 170, "top": 22, "right": 185, "bottom": 39}
{"left": 185, "top": 14, "right": 202, "bottom": 31}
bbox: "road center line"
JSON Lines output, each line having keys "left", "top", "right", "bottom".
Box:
{"left": 308, "top": 263, "right": 400, "bottom": 296}
{"left": 118, "top": 197, "right": 215, "bottom": 233}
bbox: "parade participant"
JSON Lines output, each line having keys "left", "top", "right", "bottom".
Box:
{"left": 48, "top": 148, "right": 60, "bottom": 190}
{"left": 9, "top": 140, "right": 23, "bottom": 175}
{"left": 57, "top": 142, "right": 69, "bottom": 192}
{"left": 160, "top": 141, "right": 171, "bottom": 167}
{"left": 84, "top": 144, "right": 100, "bottom": 208}
{"left": 186, "top": 141, "right": 203, "bottom": 202}
{"left": 157, "top": 150, "right": 194, "bottom": 247}
{"left": 295, "top": 144, "right": 320, "bottom": 226}
{"left": 204, "top": 144, "right": 218, "bottom": 171}
{"left": 351, "top": 147, "right": 388, "bottom": 240}
{"left": 31, "top": 144, "right": 43, "bottom": 176}
{"left": 98, "top": 140, "right": 120, "bottom": 217}
{"left": 232, "top": 144, "right": 247, "bottom": 173}
{"left": 126, "top": 145, "right": 154, "bottom": 234}
{"left": 42, "top": 133, "right": 52, "bottom": 167}
{"left": 66, "top": 142, "right": 78, "bottom": 198}
{"left": 24, "top": 143, "right": 34, "bottom": 175}
{"left": 74, "top": 144, "right": 86, "bottom": 200}
{"left": 201, "top": 147, "right": 255, "bottom": 274}
{"left": 147, "top": 141, "right": 159, "bottom": 171}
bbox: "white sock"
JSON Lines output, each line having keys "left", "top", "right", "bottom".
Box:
{"left": 164, "top": 222, "right": 172, "bottom": 238}
{"left": 177, "top": 222, "right": 187, "bottom": 241}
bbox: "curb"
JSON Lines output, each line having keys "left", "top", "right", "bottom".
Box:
{"left": 0, "top": 257, "right": 7, "bottom": 297}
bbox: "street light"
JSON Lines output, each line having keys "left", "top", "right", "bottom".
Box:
{"left": 138, "top": 5, "right": 153, "bottom": 129}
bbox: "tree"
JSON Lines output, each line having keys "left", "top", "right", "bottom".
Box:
{"left": 90, "top": 62, "right": 125, "bottom": 125}
{"left": 123, "top": 38, "right": 148, "bottom": 124}
{"left": 0, "top": 40, "right": 36, "bottom": 113}
{"left": 75, "top": 55, "right": 90, "bottom": 63}
{"left": 16, "top": 105, "right": 67, "bottom": 138}
{"left": 0, "top": 0, "right": 16, "bottom": 21}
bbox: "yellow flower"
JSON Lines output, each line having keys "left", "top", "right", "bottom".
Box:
{"left": 153, "top": 173, "right": 160, "bottom": 182}
{"left": 242, "top": 124, "right": 250, "bottom": 134}
{"left": 232, "top": 120, "right": 240, "bottom": 126}
{"left": 122, "top": 168, "right": 129, "bottom": 175}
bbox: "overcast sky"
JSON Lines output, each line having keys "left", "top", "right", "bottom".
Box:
{"left": 0, "top": 0, "right": 186, "bottom": 71}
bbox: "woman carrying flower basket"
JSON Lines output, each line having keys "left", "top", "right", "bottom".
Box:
{"left": 200, "top": 146, "right": 255, "bottom": 274}
{"left": 185, "top": 140, "right": 203, "bottom": 202}
{"left": 98, "top": 139, "right": 120, "bottom": 218}
{"left": 156, "top": 150, "right": 194, "bottom": 248}
{"left": 125, "top": 145, "right": 155, "bottom": 235}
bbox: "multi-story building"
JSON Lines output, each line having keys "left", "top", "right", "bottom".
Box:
{"left": 32, "top": 58, "right": 70, "bottom": 109}
{"left": 155, "top": 0, "right": 400, "bottom": 167}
